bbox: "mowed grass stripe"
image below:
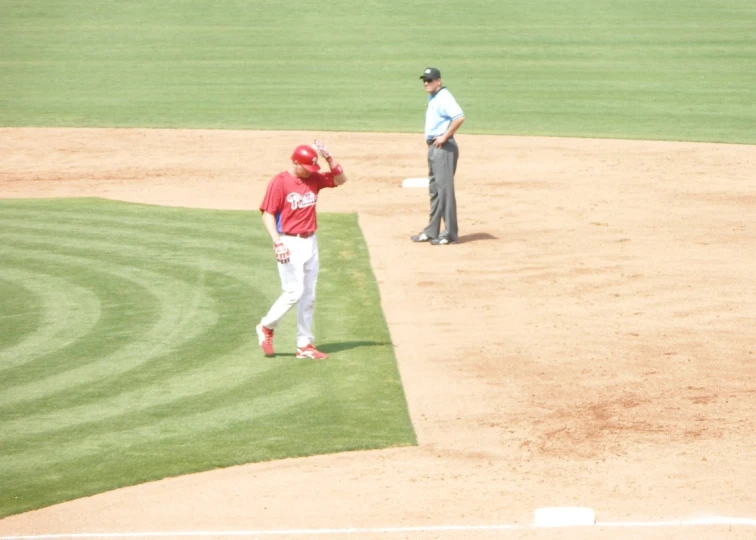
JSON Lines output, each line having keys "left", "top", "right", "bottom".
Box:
{"left": 0, "top": 270, "right": 257, "bottom": 434}
{"left": 0, "top": 218, "right": 267, "bottom": 281}
{"left": 0, "top": 213, "right": 278, "bottom": 419}
{"left": 0, "top": 276, "right": 43, "bottom": 350}
{"left": 2, "top": 359, "right": 328, "bottom": 460}
{"left": 0, "top": 250, "right": 162, "bottom": 382}
{"left": 0, "top": 203, "right": 261, "bottom": 243}
{"left": 0, "top": 230, "right": 270, "bottom": 378}
{"left": 0, "top": 343, "right": 270, "bottom": 443}
{"left": 1, "top": 383, "right": 317, "bottom": 467}
{"left": 0, "top": 385, "right": 319, "bottom": 510}
{"left": 0, "top": 245, "right": 221, "bottom": 407}
{"left": 0, "top": 268, "right": 101, "bottom": 369}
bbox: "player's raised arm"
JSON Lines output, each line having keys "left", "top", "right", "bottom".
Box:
{"left": 314, "top": 139, "right": 347, "bottom": 186}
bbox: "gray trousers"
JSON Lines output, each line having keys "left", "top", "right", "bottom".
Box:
{"left": 423, "top": 138, "right": 459, "bottom": 241}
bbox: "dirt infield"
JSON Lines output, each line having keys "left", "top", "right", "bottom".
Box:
{"left": 1, "top": 128, "right": 755, "bottom": 539}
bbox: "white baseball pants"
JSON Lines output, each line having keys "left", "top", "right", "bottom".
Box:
{"left": 260, "top": 234, "right": 319, "bottom": 348}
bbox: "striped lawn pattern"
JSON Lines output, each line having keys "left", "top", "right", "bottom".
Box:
{"left": 0, "top": 198, "right": 416, "bottom": 517}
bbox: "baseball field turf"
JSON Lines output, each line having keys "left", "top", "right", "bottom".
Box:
{"left": 0, "top": 198, "right": 414, "bottom": 517}
{"left": 1, "top": 0, "right": 755, "bottom": 519}
{"left": 2, "top": 0, "right": 755, "bottom": 142}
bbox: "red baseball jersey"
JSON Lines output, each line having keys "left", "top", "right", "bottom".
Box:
{"left": 259, "top": 170, "right": 337, "bottom": 234}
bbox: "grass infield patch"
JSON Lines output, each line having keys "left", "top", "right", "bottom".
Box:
{"left": 0, "top": 198, "right": 416, "bottom": 518}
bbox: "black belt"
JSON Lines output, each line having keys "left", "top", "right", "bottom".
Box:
{"left": 282, "top": 232, "right": 314, "bottom": 238}
{"left": 427, "top": 137, "right": 453, "bottom": 145}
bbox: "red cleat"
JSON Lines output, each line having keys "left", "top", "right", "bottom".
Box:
{"left": 256, "top": 324, "right": 275, "bottom": 356}
{"left": 295, "top": 344, "right": 328, "bottom": 360}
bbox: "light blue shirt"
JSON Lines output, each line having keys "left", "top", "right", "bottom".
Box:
{"left": 425, "top": 87, "right": 464, "bottom": 139}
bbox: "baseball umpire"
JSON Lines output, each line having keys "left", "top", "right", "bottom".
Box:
{"left": 411, "top": 67, "right": 465, "bottom": 245}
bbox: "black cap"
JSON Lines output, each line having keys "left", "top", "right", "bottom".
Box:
{"left": 420, "top": 67, "right": 441, "bottom": 81}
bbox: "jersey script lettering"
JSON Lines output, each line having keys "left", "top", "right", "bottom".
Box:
{"left": 286, "top": 191, "right": 317, "bottom": 210}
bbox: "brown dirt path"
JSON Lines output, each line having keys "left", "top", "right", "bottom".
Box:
{"left": 1, "top": 128, "right": 755, "bottom": 539}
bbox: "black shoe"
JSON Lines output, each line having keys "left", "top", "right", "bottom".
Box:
{"left": 430, "top": 237, "right": 455, "bottom": 245}
{"left": 411, "top": 233, "right": 430, "bottom": 242}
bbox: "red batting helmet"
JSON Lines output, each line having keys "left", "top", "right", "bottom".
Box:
{"left": 291, "top": 145, "right": 320, "bottom": 172}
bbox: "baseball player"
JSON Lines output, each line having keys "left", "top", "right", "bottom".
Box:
{"left": 411, "top": 66, "right": 465, "bottom": 245}
{"left": 256, "top": 140, "right": 347, "bottom": 360}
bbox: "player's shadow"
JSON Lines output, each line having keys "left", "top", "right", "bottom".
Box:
{"left": 274, "top": 340, "right": 390, "bottom": 358}
{"left": 321, "top": 340, "right": 390, "bottom": 354}
{"left": 457, "top": 232, "right": 497, "bottom": 244}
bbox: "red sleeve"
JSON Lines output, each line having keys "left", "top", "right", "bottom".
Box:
{"left": 318, "top": 172, "right": 337, "bottom": 189}
{"left": 259, "top": 173, "right": 285, "bottom": 214}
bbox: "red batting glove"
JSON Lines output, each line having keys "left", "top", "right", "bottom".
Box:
{"left": 274, "top": 241, "right": 290, "bottom": 264}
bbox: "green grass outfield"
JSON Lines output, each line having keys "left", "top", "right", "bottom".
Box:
{"left": 0, "top": 198, "right": 416, "bottom": 518}
{"left": 1, "top": 0, "right": 755, "bottom": 143}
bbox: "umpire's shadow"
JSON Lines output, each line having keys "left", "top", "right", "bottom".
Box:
{"left": 457, "top": 232, "right": 497, "bottom": 244}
